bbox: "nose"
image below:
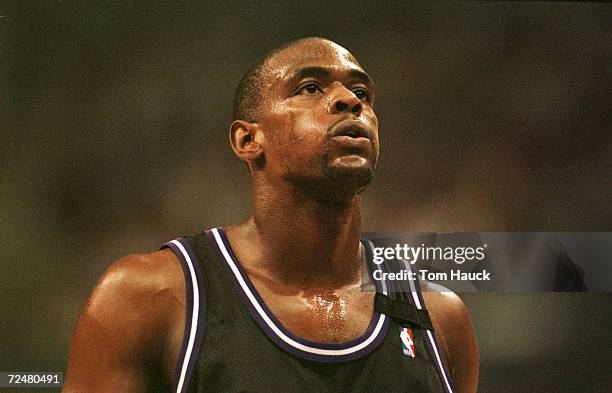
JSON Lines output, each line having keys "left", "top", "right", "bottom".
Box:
{"left": 329, "top": 84, "right": 362, "bottom": 116}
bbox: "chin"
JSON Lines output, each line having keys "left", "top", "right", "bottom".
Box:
{"left": 282, "top": 163, "right": 374, "bottom": 207}
{"left": 323, "top": 159, "right": 375, "bottom": 194}
{"left": 282, "top": 152, "right": 377, "bottom": 203}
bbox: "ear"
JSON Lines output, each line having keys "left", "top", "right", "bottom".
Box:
{"left": 229, "top": 120, "right": 265, "bottom": 163}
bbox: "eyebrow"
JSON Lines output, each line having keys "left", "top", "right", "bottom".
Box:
{"left": 285, "top": 66, "right": 375, "bottom": 89}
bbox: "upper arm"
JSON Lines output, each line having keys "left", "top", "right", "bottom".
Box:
{"left": 63, "top": 251, "right": 182, "bottom": 392}
{"left": 423, "top": 288, "right": 479, "bottom": 393}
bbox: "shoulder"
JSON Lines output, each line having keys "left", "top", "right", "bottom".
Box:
{"left": 75, "top": 248, "right": 185, "bottom": 362}
{"left": 64, "top": 249, "right": 186, "bottom": 391}
{"left": 95, "top": 249, "right": 184, "bottom": 298}
{"left": 88, "top": 249, "right": 184, "bottom": 326}
{"left": 420, "top": 282, "right": 472, "bottom": 335}
{"left": 421, "top": 281, "right": 479, "bottom": 393}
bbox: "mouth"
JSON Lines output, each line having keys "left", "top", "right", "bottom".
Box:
{"left": 328, "top": 119, "right": 372, "bottom": 141}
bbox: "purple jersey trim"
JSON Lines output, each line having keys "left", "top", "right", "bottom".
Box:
{"left": 162, "top": 238, "right": 206, "bottom": 393}
{"left": 205, "top": 227, "right": 390, "bottom": 363}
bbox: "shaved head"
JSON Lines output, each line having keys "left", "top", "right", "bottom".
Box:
{"left": 232, "top": 37, "right": 361, "bottom": 122}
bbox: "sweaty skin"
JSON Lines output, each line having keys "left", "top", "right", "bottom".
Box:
{"left": 63, "top": 38, "right": 479, "bottom": 393}
{"left": 304, "top": 290, "right": 349, "bottom": 343}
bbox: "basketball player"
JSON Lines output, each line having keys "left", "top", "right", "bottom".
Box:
{"left": 64, "top": 38, "right": 479, "bottom": 393}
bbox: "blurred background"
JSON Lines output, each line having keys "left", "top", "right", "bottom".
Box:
{"left": 1, "top": 1, "right": 611, "bottom": 392}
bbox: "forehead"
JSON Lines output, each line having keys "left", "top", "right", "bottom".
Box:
{"left": 264, "top": 40, "right": 365, "bottom": 84}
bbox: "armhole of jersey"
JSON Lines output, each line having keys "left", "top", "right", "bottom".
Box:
{"left": 398, "top": 258, "right": 456, "bottom": 393}
{"left": 414, "top": 285, "right": 456, "bottom": 393}
{"left": 162, "top": 238, "right": 205, "bottom": 393}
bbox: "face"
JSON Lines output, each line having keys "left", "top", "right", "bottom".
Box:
{"left": 256, "top": 40, "right": 379, "bottom": 197}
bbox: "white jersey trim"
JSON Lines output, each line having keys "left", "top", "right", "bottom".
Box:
{"left": 170, "top": 239, "right": 201, "bottom": 393}
{"left": 211, "top": 227, "right": 387, "bottom": 356}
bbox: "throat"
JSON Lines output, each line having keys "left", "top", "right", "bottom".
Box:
{"left": 246, "top": 183, "right": 365, "bottom": 287}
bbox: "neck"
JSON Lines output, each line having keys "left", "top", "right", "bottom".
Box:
{"left": 228, "top": 175, "right": 364, "bottom": 290}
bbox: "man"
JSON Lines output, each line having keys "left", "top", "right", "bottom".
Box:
{"left": 64, "top": 37, "right": 479, "bottom": 393}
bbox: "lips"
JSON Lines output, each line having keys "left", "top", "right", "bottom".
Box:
{"left": 328, "top": 119, "right": 372, "bottom": 141}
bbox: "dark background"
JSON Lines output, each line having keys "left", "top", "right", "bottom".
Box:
{"left": 1, "top": 1, "right": 611, "bottom": 392}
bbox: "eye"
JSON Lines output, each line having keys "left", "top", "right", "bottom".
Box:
{"left": 296, "top": 82, "right": 323, "bottom": 96}
{"left": 352, "top": 88, "right": 370, "bottom": 101}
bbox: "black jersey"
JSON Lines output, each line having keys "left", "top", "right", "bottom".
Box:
{"left": 163, "top": 228, "right": 455, "bottom": 393}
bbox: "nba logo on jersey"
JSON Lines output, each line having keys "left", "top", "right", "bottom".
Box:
{"left": 399, "top": 327, "right": 415, "bottom": 358}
